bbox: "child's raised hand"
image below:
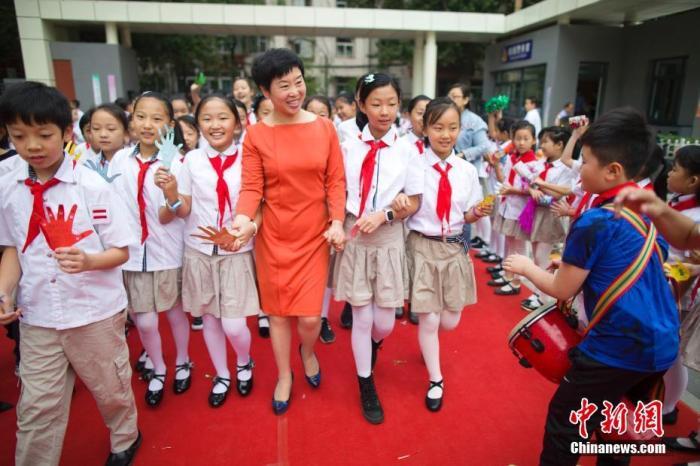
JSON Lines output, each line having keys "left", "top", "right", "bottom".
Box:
{"left": 54, "top": 246, "right": 92, "bottom": 274}
{"left": 502, "top": 254, "right": 535, "bottom": 276}
{"left": 154, "top": 166, "right": 178, "bottom": 198}
{"left": 155, "top": 127, "right": 182, "bottom": 170}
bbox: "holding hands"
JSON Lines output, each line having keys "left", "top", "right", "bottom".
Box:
{"left": 324, "top": 220, "right": 345, "bottom": 252}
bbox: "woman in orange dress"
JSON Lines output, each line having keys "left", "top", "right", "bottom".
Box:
{"left": 233, "top": 49, "right": 346, "bottom": 415}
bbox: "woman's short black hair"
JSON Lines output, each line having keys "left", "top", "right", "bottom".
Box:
{"left": 194, "top": 93, "right": 242, "bottom": 130}
{"left": 408, "top": 95, "right": 431, "bottom": 113}
{"left": 251, "top": 48, "right": 305, "bottom": 91}
{"left": 92, "top": 104, "right": 128, "bottom": 131}
{"left": 0, "top": 81, "right": 72, "bottom": 131}
{"left": 303, "top": 95, "right": 332, "bottom": 114}
{"left": 580, "top": 106, "right": 653, "bottom": 180}
{"left": 133, "top": 91, "right": 175, "bottom": 121}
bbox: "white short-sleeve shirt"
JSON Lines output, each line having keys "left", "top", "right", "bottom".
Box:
{"left": 498, "top": 153, "right": 544, "bottom": 220}
{"left": 0, "top": 156, "right": 136, "bottom": 330}
{"left": 401, "top": 131, "right": 425, "bottom": 158}
{"left": 668, "top": 194, "right": 700, "bottom": 260}
{"left": 337, "top": 118, "right": 362, "bottom": 145}
{"left": 341, "top": 125, "right": 424, "bottom": 217}
{"left": 109, "top": 146, "right": 185, "bottom": 271}
{"left": 540, "top": 159, "right": 575, "bottom": 191}
{"left": 407, "top": 148, "right": 483, "bottom": 237}
{"left": 177, "top": 142, "right": 253, "bottom": 256}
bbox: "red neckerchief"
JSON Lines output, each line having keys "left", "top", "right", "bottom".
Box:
{"left": 358, "top": 140, "right": 388, "bottom": 217}
{"left": 590, "top": 181, "right": 639, "bottom": 209}
{"left": 415, "top": 139, "right": 424, "bottom": 154}
{"left": 433, "top": 162, "right": 452, "bottom": 236}
{"left": 669, "top": 195, "right": 699, "bottom": 212}
{"left": 538, "top": 160, "right": 555, "bottom": 181}
{"left": 207, "top": 151, "right": 239, "bottom": 229}
{"left": 507, "top": 150, "right": 537, "bottom": 186}
{"left": 23, "top": 177, "right": 61, "bottom": 252}
{"left": 135, "top": 157, "right": 158, "bottom": 244}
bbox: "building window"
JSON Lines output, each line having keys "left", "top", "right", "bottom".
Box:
{"left": 493, "top": 65, "right": 546, "bottom": 118}
{"left": 336, "top": 38, "right": 354, "bottom": 58}
{"left": 290, "top": 0, "right": 312, "bottom": 5}
{"left": 336, "top": 0, "right": 347, "bottom": 7}
{"left": 647, "top": 57, "right": 686, "bottom": 126}
{"left": 290, "top": 38, "right": 314, "bottom": 59}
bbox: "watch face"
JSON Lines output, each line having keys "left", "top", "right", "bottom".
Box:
{"left": 386, "top": 210, "right": 394, "bottom": 221}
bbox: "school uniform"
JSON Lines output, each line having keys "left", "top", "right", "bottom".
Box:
{"left": 668, "top": 194, "right": 700, "bottom": 260}
{"left": 333, "top": 125, "right": 424, "bottom": 308}
{"left": 401, "top": 131, "right": 426, "bottom": 157}
{"left": 0, "top": 155, "right": 139, "bottom": 466}
{"left": 74, "top": 142, "right": 98, "bottom": 164}
{"left": 494, "top": 150, "right": 543, "bottom": 239}
{"left": 336, "top": 117, "right": 362, "bottom": 145}
{"left": 406, "top": 148, "right": 480, "bottom": 313}
{"left": 177, "top": 142, "right": 260, "bottom": 319}
{"left": 110, "top": 145, "right": 185, "bottom": 314}
{"left": 530, "top": 159, "right": 574, "bottom": 243}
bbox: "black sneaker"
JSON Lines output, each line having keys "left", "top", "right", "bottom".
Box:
{"left": 340, "top": 302, "right": 353, "bottom": 329}
{"left": 191, "top": 317, "right": 203, "bottom": 331}
{"left": 319, "top": 317, "right": 336, "bottom": 344}
{"left": 357, "top": 375, "right": 384, "bottom": 424}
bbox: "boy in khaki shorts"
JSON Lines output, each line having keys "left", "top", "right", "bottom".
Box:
{"left": 0, "top": 81, "right": 141, "bottom": 466}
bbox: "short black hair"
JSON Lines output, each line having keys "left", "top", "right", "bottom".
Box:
{"left": 447, "top": 83, "right": 470, "bottom": 98}
{"left": 579, "top": 107, "right": 653, "bottom": 180}
{"left": 195, "top": 93, "right": 242, "bottom": 130}
{"left": 512, "top": 119, "right": 536, "bottom": 140}
{"left": 92, "top": 103, "right": 128, "bottom": 131}
{"left": 79, "top": 109, "right": 94, "bottom": 133}
{"left": 539, "top": 125, "right": 571, "bottom": 147}
{"left": 114, "top": 97, "right": 130, "bottom": 111}
{"left": 251, "top": 48, "right": 305, "bottom": 91}
{"left": 526, "top": 96, "right": 538, "bottom": 106}
{"left": 675, "top": 145, "right": 700, "bottom": 200}
{"left": 251, "top": 93, "right": 269, "bottom": 116}
{"left": 303, "top": 95, "right": 332, "bottom": 115}
{"left": 232, "top": 98, "right": 247, "bottom": 114}
{"left": 0, "top": 81, "right": 72, "bottom": 131}
{"left": 496, "top": 117, "right": 514, "bottom": 134}
{"left": 408, "top": 95, "right": 431, "bottom": 113}
{"left": 335, "top": 92, "right": 354, "bottom": 106}
{"left": 170, "top": 94, "right": 191, "bottom": 109}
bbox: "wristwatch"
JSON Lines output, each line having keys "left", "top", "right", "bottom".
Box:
{"left": 165, "top": 198, "right": 182, "bottom": 213}
{"left": 384, "top": 209, "right": 395, "bottom": 223}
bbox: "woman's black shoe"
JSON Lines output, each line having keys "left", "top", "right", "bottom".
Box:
{"left": 425, "top": 380, "right": 444, "bottom": 412}
{"left": 258, "top": 316, "right": 270, "bottom": 338}
{"left": 145, "top": 373, "right": 165, "bottom": 407}
{"left": 173, "top": 361, "right": 192, "bottom": 394}
{"left": 299, "top": 344, "right": 321, "bottom": 388}
{"left": 105, "top": 430, "right": 142, "bottom": 466}
{"left": 236, "top": 359, "right": 255, "bottom": 396}
{"left": 358, "top": 375, "right": 384, "bottom": 424}
{"left": 208, "top": 376, "right": 231, "bottom": 408}
{"left": 340, "top": 302, "right": 353, "bottom": 328}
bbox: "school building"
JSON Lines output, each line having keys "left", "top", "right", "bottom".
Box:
{"left": 12, "top": 0, "right": 700, "bottom": 136}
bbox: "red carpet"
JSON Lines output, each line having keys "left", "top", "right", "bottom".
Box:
{"left": 1, "top": 252, "right": 699, "bottom": 465}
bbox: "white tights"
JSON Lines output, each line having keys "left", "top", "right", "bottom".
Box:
{"left": 504, "top": 236, "right": 528, "bottom": 286}
{"left": 351, "top": 302, "right": 396, "bottom": 377}
{"left": 201, "top": 314, "right": 252, "bottom": 393}
{"left": 663, "top": 355, "right": 689, "bottom": 414}
{"left": 418, "top": 311, "right": 461, "bottom": 396}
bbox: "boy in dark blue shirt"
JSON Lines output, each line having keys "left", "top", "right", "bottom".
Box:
{"left": 504, "top": 107, "right": 680, "bottom": 466}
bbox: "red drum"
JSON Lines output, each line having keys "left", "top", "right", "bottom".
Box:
{"left": 508, "top": 304, "right": 657, "bottom": 442}
{"left": 507, "top": 303, "right": 581, "bottom": 383}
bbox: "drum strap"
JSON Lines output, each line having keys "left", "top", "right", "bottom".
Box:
{"left": 582, "top": 206, "right": 662, "bottom": 336}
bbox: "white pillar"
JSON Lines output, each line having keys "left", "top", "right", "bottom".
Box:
{"left": 120, "top": 25, "right": 132, "bottom": 48}
{"left": 105, "top": 22, "right": 119, "bottom": 45}
{"left": 422, "top": 31, "right": 437, "bottom": 97}
{"left": 412, "top": 34, "right": 424, "bottom": 98}
{"left": 15, "top": 0, "right": 55, "bottom": 85}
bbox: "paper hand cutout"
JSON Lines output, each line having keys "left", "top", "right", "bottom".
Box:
{"left": 195, "top": 72, "right": 207, "bottom": 86}
{"left": 191, "top": 226, "right": 237, "bottom": 247}
{"left": 84, "top": 160, "right": 121, "bottom": 183}
{"left": 39, "top": 204, "right": 94, "bottom": 250}
{"left": 156, "top": 127, "right": 183, "bottom": 170}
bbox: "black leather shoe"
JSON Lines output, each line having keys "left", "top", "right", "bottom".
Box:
{"left": 208, "top": 376, "right": 231, "bottom": 408}
{"left": 358, "top": 375, "right": 383, "bottom": 424}
{"left": 395, "top": 306, "right": 404, "bottom": 318}
{"left": 425, "top": 380, "right": 444, "bottom": 412}
{"left": 371, "top": 339, "right": 383, "bottom": 371}
{"left": 487, "top": 277, "right": 508, "bottom": 287}
{"left": 258, "top": 316, "right": 270, "bottom": 338}
{"left": 487, "top": 265, "right": 503, "bottom": 273}
{"left": 319, "top": 317, "right": 336, "bottom": 344}
{"left": 105, "top": 430, "right": 142, "bottom": 466}
{"left": 340, "top": 302, "right": 353, "bottom": 329}
{"left": 145, "top": 373, "right": 165, "bottom": 407}
{"left": 409, "top": 311, "right": 419, "bottom": 325}
{"left": 495, "top": 285, "right": 521, "bottom": 296}
{"left": 236, "top": 359, "right": 255, "bottom": 396}
{"left": 272, "top": 374, "right": 293, "bottom": 415}
{"left": 474, "top": 250, "right": 490, "bottom": 259}
{"left": 483, "top": 254, "right": 502, "bottom": 263}
{"left": 299, "top": 344, "right": 321, "bottom": 388}
{"left": 173, "top": 361, "right": 192, "bottom": 394}
{"left": 663, "top": 407, "right": 679, "bottom": 425}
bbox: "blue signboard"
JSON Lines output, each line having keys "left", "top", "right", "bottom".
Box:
{"left": 501, "top": 40, "right": 533, "bottom": 63}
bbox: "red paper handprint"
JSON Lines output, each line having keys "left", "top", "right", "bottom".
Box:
{"left": 191, "top": 225, "right": 237, "bottom": 249}
{"left": 38, "top": 204, "right": 93, "bottom": 250}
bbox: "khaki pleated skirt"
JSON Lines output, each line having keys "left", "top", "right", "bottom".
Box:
{"left": 332, "top": 215, "right": 408, "bottom": 308}
{"left": 406, "top": 232, "right": 477, "bottom": 313}
{"left": 530, "top": 208, "right": 566, "bottom": 243}
{"left": 123, "top": 268, "right": 181, "bottom": 314}
{"left": 681, "top": 298, "right": 700, "bottom": 372}
{"left": 497, "top": 216, "right": 529, "bottom": 240}
{"left": 182, "top": 247, "right": 260, "bottom": 319}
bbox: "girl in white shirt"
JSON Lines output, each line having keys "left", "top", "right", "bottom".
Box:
{"left": 158, "top": 94, "right": 262, "bottom": 408}
{"left": 406, "top": 98, "right": 492, "bottom": 412}
{"left": 333, "top": 73, "right": 424, "bottom": 424}
{"left": 400, "top": 95, "right": 430, "bottom": 157}
{"left": 109, "top": 92, "right": 191, "bottom": 407}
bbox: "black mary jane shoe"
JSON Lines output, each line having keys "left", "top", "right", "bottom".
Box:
{"left": 663, "top": 431, "right": 700, "bottom": 453}
{"left": 208, "top": 376, "right": 231, "bottom": 408}
{"left": 258, "top": 316, "right": 270, "bottom": 338}
{"left": 299, "top": 344, "right": 321, "bottom": 388}
{"left": 105, "top": 430, "right": 142, "bottom": 466}
{"left": 173, "top": 361, "right": 193, "bottom": 394}
{"left": 483, "top": 254, "right": 502, "bottom": 264}
{"left": 495, "top": 285, "right": 521, "bottom": 296}
{"left": 145, "top": 373, "right": 166, "bottom": 407}
{"left": 486, "top": 264, "right": 503, "bottom": 273}
{"left": 272, "top": 375, "right": 294, "bottom": 415}
{"left": 474, "top": 249, "right": 491, "bottom": 259}
{"left": 236, "top": 359, "right": 255, "bottom": 396}
{"left": 425, "top": 380, "right": 444, "bottom": 412}
{"left": 487, "top": 277, "right": 508, "bottom": 287}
